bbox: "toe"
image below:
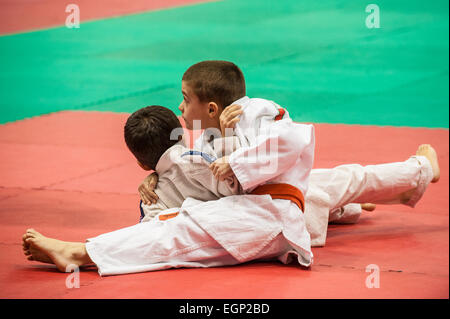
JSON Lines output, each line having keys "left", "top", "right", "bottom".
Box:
{"left": 26, "top": 229, "right": 38, "bottom": 238}
{"left": 30, "top": 229, "right": 43, "bottom": 237}
{"left": 26, "top": 228, "right": 38, "bottom": 235}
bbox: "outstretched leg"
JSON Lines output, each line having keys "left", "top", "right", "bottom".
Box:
{"left": 22, "top": 209, "right": 241, "bottom": 275}
{"left": 304, "top": 144, "right": 440, "bottom": 247}
{"left": 23, "top": 229, "right": 93, "bottom": 272}
{"left": 310, "top": 144, "right": 439, "bottom": 210}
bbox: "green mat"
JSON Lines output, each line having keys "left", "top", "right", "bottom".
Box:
{"left": 0, "top": 0, "right": 448, "bottom": 127}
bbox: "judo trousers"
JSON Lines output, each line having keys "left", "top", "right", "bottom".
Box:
{"left": 85, "top": 208, "right": 293, "bottom": 276}
{"left": 86, "top": 155, "right": 433, "bottom": 275}
{"left": 305, "top": 155, "right": 434, "bottom": 246}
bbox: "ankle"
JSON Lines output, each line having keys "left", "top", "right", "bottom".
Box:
{"left": 69, "top": 243, "right": 91, "bottom": 266}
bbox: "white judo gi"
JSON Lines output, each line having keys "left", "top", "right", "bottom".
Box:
{"left": 304, "top": 155, "right": 433, "bottom": 246}
{"left": 195, "top": 96, "right": 435, "bottom": 247}
{"left": 85, "top": 97, "right": 434, "bottom": 276}
{"left": 85, "top": 113, "right": 316, "bottom": 276}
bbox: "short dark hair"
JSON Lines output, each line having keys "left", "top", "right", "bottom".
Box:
{"left": 182, "top": 60, "right": 246, "bottom": 108}
{"left": 124, "top": 105, "right": 182, "bottom": 170}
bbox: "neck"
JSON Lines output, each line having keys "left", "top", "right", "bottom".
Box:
{"left": 204, "top": 116, "right": 221, "bottom": 130}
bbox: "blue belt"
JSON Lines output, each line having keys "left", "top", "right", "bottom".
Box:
{"left": 181, "top": 150, "right": 217, "bottom": 164}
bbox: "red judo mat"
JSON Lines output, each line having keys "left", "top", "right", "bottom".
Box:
{"left": 0, "top": 0, "right": 211, "bottom": 35}
{"left": 0, "top": 111, "right": 448, "bottom": 299}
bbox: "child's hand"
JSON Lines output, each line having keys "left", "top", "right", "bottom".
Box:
{"left": 219, "top": 104, "right": 243, "bottom": 137}
{"left": 138, "top": 172, "right": 159, "bottom": 205}
{"left": 210, "top": 156, "right": 235, "bottom": 181}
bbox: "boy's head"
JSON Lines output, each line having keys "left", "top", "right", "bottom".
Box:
{"left": 179, "top": 60, "right": 246, "bottom": 130}
{"left": 124, "top": 105, "right": 182, "bottom": 171}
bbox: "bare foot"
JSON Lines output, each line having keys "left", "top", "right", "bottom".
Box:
{"left": 416, "top": 144, "right": 440, "bottom": 183}
{"left": 24, "top": 229, "right": 91, "bottom": 272}
{"left": 361, "top": 203, "right": 376, "bottom": 211}
{"left": 22, "top": 233, "right": 53, "bottom": 263}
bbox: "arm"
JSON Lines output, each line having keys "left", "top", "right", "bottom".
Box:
{"left": 138, "top": 172, "right": 159, "bottom": 205}
{"left": 228, "top": 119, "right": 315, "bottom": 191}
{"left": 219, "top": 104, "right": 243, "bottom": 137}
{"left": 212, "top": 105, "right": 315, "bottom": 189}
{"left": 185, "top": 160, "right": 241, "bottom": 197}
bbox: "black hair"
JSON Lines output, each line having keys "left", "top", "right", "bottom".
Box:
{"left": 124, "top": 105, "right": 182, "bottom": 170}
{"left": 182, "top": 60, "right": 246, "bottom": 108}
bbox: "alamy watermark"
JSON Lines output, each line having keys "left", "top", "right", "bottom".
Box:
{"left": 365, "top": 264, "right": 380, "bottom": 288}
{"left": 65, "top": 264, "right": 80, "bottom": 288}
{"left": 365, "top": 4, "right": 381, "bottom": 29}
{"left": 66, "top": 4, "right": 80, "bottom": 29}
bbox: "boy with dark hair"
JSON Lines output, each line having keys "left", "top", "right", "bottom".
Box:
{"left": 178, "top": 60, "right": 245, "bottom": 130}
{"left": 141, "top": 60, "right": 441, "bottom": 247}
{"left": 124, "top": 105, "right": 182, "bottom": 171}
{"left": 22, "top": 103, "right": 440, "bottom": 275}
{"left": 22, "top": 104, "right": 314, "bottom": 274}
{"left": 124, "top": 105, "right": 242, "bottom": 222}
{"left": 22, "top": 61, "right": 441, "bottom": 274}
{"left": 182, "top": 60, "right": 245, "bottom": 111}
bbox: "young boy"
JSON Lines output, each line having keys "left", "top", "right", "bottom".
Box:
{"left": 140, "top": 60, "right": 440, "bottom": 246}
{"left": 23, "top": 105, "right": 316, "bottom": 275}
{"left": 23, "top": 63, "right": 441, "bottom": 273}
{"left": 22, "top": 109, "right": 440, "bottom": 276}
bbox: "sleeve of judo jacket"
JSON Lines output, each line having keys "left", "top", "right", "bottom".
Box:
{"left": 228, "top": 118, "right": 315, "bottom": 191}
{"left": 188, "top": 163, "right": 242, "bottom": 197}
{"left": 140, "top": 200, "right": 170, "bottom": 222}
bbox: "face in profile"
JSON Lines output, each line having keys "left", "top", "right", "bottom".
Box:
{"left": 178, "top": 81, "right": 210, "bottom": 130}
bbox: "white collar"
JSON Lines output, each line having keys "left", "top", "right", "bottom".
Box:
{"left": 231, "top": 96, "right": 249, "bottom": 105}
{"left": 154, "top": 141, "right": 185, "bottom": 174}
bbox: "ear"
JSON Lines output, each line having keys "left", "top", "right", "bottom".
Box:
{"left": 207, "top": 102, "right": 219, "bottom": 118}
{"left": 137, "top": 160, "right": 152, "bottom": 171}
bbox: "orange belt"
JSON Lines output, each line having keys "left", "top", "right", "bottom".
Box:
{"left": 159, "top": 212, "right": 179, "bottom": 221}
{"left": 250, "top": 183, "right": 305, "bottom": 212}
{"left": 159, "top": 183, "right": 304, "bottom": 220}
